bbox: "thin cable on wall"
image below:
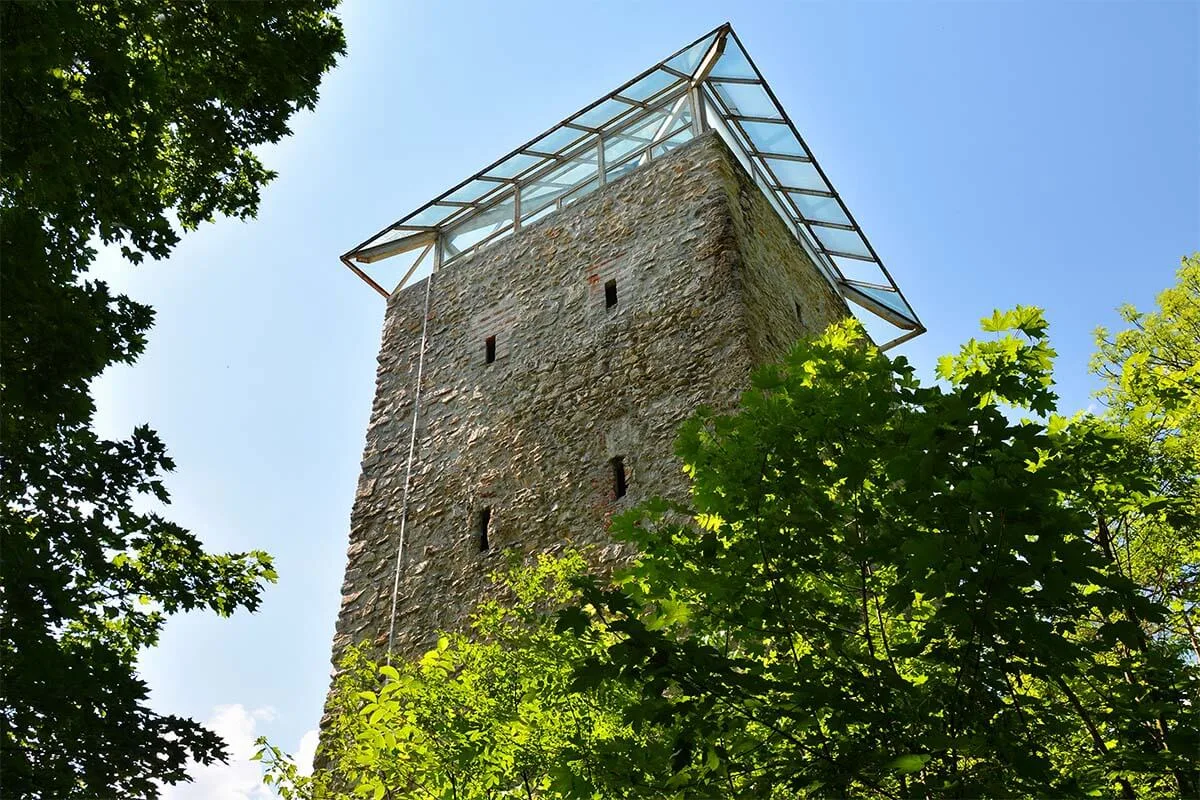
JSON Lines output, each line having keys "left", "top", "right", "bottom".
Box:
{"left": 385, "top": 274, "right": 434, "bottom": 664}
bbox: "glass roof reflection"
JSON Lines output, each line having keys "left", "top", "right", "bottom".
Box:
{"left": 766, "top": 158, "right": 828, "bottom": 192}
{"left": 342, "top": 23, "right": 922, "bottom": 346}
{"left": 813, "top": 225, "right": 872, "bottom": 259}
{"left": 845, "top": 282, "right": 917, "bottom": 321}
{"left": 664, "top": 32, "right": 720, "bottom": 74}
{"left": 713, "top": 82, "right": 779, "bottom": 119}
{"left": 528, "top": 126, "right": 587, "bottom": 154}
{"left": 708, "top": 37, "right": 755, "bottom": 80}
{"left": 573, "top": 97, "right": 635, "bottom": 129}
{"left": 739, "top": 120, "right": 808, "bottom": 157}
{"left": 444, "top": 179, "right": 503, "bottom": 204}
{"left": 489, "top": 152, "right": 544, "bottom": 180}
{"left": 620, "top": 69, "right": 681, "bottom": 102}
{"left": 789, "top": 193, "right": 851, "bottom": 226}
{"left": 400, "top": 204, "right": 459, "bottom": 228}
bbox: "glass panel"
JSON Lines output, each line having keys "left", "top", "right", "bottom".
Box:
{"left": 794, "top": 224, "right": 834, "bottom": 279}
{"left": 651, "top": 126, "right": 694, "bottom": 158}
{"left": 520, "top": 147, "right": 599, "bottom": 221}
{"left": 788, "top": 192, "right": 851, "bottom": 226}
{"left": 380, "top": 245, "right": 432, "bottom": 293}
{"left": 573, "top": 97, "right": 634, "bottom": 129}
{"left": 604, "top": 107, "right": 673, "bottom": 165}
{"left": 704, "top": 97, "right": 755, "bottom": 176}
{"left": 401, "top": 255, "right": 434, "bottom": 291}
{"left": 561, "top": 177, "right": 600, "bottom": 208}
{"left": 766, "top": 158, "right": 829, "bottom": 192}
{"left": 361, "top": 227, "right": 408, "bottom": 250}
{"left": 398, "top": 203, "right": 459, "bottom": 227}
{"left": 831, "top": 255, "right": 884, "bottom": 283}
{"left": 551, "top": 152, "right": 600, "bottom": 186}
{"left": 751, "top": 169, "right": 802, "bottom": 238}
{"left": 604, "top": 97, "right": 692, "bottom": 166}
{"left": 709, "top": 38, "right": 755, "bottom": 79}
{"left": 606, "top": 157, "right": 640, "bottom": 184}
{"left": 812, "top": 224, "right": 872, "bottom": 258}
{"left": 673, "top": 94, "right": 694, "bottom": 129}
{"left": 713, "top": 81, "right": 779, "bottom": 119}
{"left": 487, "top": 152, "right": 543, "bottom": 180}
{"left": 846, "top": 282, "right": 915, "bottom": 320}
{"left": 444, "top": 194, "right": 515, "bottom": 255}
{"left": 489, "top": 226, "right": 513, "bottom": 247}
{"left": 724, "top": 111, "right": 754, "bottom": 153}
{"left": 522, "top": 204, "right": 555, "bottom": 227}
{"left": 621, "top": 69, "right": 681, "bottom": 103}
{"left": 444, "top": 179, "right": 502, "bottom": 203}
{"left": 528, "top": 125, "right": 588, "bottom": 154}
{"left": 444, "top": 225, "right": 514, "bottom": 264}
{"left": 739, "top": 120, "right": 808, "bottom": 158}
{"left": 665, "top": 32, "right": 718, "bottom": 75}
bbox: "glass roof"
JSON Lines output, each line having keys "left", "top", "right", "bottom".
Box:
{"left": 341, "top": 23, "right": 923, "bottom": 347}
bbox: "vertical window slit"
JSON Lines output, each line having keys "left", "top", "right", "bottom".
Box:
{"left": 484, "top": 335, "right": 496, "bottom": 364}
{"left": 611, "top": 456, "right": 627, "bottom": 499}
{"left": 795, "top": 301, "right": 804, "bottom": 325}
{"left": 475, "top": 507, "right": 491, "bottom": 552}
{"left": 604, "top": 278, "right": 618, "bottom": 310}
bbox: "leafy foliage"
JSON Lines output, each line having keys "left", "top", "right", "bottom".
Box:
{"left": 259, "top": 553, "right": 674, "bottom": 799}
{"left": 0, "top": 2, "right": 345, "bottom": 797}
{"left": 268, "top": 298, "right": 1198, "bottom": 798}
{"left": 1090, "top": 254, "right": 1200, "bottom": 660}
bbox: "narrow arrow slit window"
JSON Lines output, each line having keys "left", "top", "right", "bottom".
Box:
{"left": 611, "top": 456, "right": 627, "bottom": 499}
{"left": 605, "top": 279, "right": 618, "bottom": 310}
{"left": 475, "top": 507, "right": 491, "bottom": 552}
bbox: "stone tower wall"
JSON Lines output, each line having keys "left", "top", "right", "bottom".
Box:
{"left": 330, "top": 132, "right": 848, "bottom": 663}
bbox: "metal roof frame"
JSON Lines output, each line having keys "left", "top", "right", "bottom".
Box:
{"left": 340, "top": 23, "right": 924, "bottom": 347}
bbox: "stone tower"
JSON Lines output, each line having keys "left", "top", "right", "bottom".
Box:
{"left": 328, "top": 24, "right": 922, "bottom": 665}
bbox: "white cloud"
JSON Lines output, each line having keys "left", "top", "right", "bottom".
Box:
{"left": 295, "top": 727, "right": 320, "bottom": 777}
{"left": 161, "top": 704, "right": 317, "bottom": 800}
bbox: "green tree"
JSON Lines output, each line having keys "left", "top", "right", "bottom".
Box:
{"left": 273, "top": 306, "right": 1198, "bottom": 798}
{"left": 579, "top": 310, "right": 1196, "bottom": 798}
{"left": 0, "top": 2, "right": 345, "bottom": 797}
{"left": 260, "top": 552, "right": 677, "bottom": 800}
{"left": 1091, "top": 254, "right": 1200, "bottom": 659}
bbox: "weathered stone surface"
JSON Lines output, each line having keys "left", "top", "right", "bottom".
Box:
{"left": 327, "top": 131, "right": 849, "bottom": 671}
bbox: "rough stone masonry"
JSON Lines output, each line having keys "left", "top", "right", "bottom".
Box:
{"left": 328, "top": 131, "right": 850, "bottom": 668}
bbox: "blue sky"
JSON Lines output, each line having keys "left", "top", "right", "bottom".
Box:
{"left": 89, "top": 1, "right": 1198, "bottom": 794}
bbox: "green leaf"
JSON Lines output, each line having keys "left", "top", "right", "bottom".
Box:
{"left": 887, "top": 754, "right": 932, "bottom": 774}
{"left": 1, "top": 4, "right": 347, "bottom": 796}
